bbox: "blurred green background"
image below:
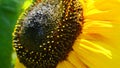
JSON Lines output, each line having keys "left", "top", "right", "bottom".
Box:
{"left": 0, "top": 0, "right": 25, "bottom": 68}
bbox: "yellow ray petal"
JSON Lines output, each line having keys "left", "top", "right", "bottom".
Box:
{"left": 86, "top": 10, "right": 120, "bottom": 22}
{"left": 22, "top": 0, "right": 33, "bottom": 11}
{"left": 80, "top": 39, "right": 112, "bottom": 59}
{"left": 73, "top": 39, "right": 114, "bottom": 68}
{"left": 15, "top": 58, "right": 26, "bottom": 68}
{"left": 67, "top": 51, "right": 88, "bottom": 68}
{"left": 56, "top": 60, "right": 75, "bottom": 68}
{"left": 83, "top": 20, "right": 112, "bottom": 29}
{"left": 84, "top": 0, "right": 120, "bottom": 22}
{"left": 94, "top": 0, "right": 120, "bottom": 10}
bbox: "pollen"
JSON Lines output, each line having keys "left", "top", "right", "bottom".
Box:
{"left": 12, "top": 0, "right": 83, "bottom": 68}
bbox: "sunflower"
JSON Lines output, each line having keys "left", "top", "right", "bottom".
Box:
{"left": 13, "top": 0, "right": 120, "bottom": 68}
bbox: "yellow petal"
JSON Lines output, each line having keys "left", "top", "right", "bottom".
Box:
{"left": 56, "top": 60, "right": 75, "bottom": 68}
{"left": 67, "top": 51, "right": 88, "bottom": 68}
{"left": 15, "top": 58, "right": 26, "bottom": 68}
{"left": 22, "top": 0, "right": 33, "bottom": 11}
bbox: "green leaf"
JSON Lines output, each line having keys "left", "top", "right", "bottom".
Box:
{"left": 0, "top": 0, "right": 25, "bottom": 68}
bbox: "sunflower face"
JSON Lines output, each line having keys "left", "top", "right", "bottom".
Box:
{"left": 13, "top": 0, "right": 83, "bottom": 68}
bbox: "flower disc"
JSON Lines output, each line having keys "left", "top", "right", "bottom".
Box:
{"left": 13, "top": 0, "right": 83, "bottom": 68}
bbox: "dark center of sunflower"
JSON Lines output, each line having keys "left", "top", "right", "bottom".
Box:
{"left": 13, "top": 0, "right": 83, "bottom": 68}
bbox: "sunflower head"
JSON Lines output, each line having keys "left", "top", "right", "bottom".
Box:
{"left": 13, "top": 0, "right": 83, "bottom": 68}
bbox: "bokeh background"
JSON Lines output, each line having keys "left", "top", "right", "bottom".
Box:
{"left": 0, "top": 0, "right": 25, "bottom": 68}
